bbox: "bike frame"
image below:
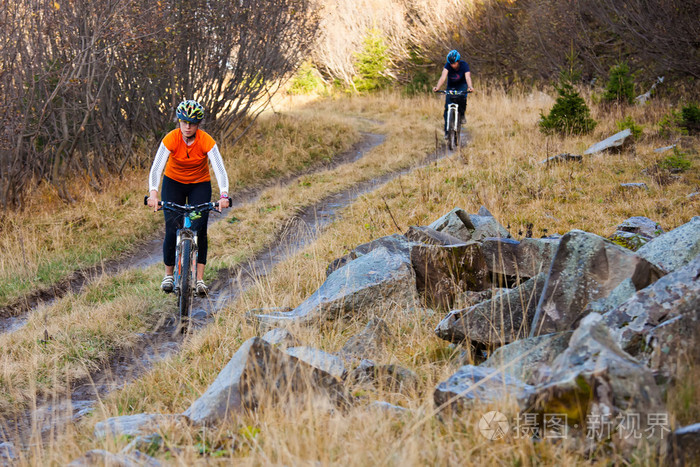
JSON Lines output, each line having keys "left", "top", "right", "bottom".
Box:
{"left": 436, "top": 89, "right": 470, "bottom": 151}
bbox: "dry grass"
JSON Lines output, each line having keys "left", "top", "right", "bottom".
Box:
{"left": 1, "top": 86, "right": 697, "bottom": 465}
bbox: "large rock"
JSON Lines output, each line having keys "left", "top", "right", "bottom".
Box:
{"left": 434, "top": 365, "right": 533, "bottom": 409}
{"left": 636, "top": 216, "right": 700, "bottom": 273}
{"left": 583, "top": 129, "right": 632, "bottom": 155}
{"left": 525, "top": 313, "right": 665, "bottom": 455}
{"left": 261, "top": 327, "right": 301, "bottom": 349}
{"left": 325, "top": 234, "right": 411, "bottom": 276}
{"left": 251, "top": 246, "right": 416, "bottom": 327}
{"left": 405, "top": 225, "right": 464, "bottom": 246}
{"left": 338, "top": 317, "right": 391, "bottom": 362}
{"left": 435, "top": 273, "right": 546, "bottom": 346}
{"left": 410, "top": 240, "right": 488, "bottom": 308}
{"left": 482, "top": 237, "right": 559, "bottom": 278}
{"left": 601, "top": 254, "right": 700, "bottom": 376}
{"left": 428, "top": 208, "right": 475, "bottom": 242}
{"left": 183, "top": 337, "right": 347, "bottom": 425}
{"left": 468, "top": 214, "right": 511, "bottom": 242}
{"left": 93, "top": 414, "right": 187, "bottom": 439}
{"left": 532, "top": 230, "right": 664, "bottom": 335}
{"left": 480, "top": 331, "right": 572, "bottom": 384}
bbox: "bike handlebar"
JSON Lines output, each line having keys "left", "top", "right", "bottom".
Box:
{"left": 144, "top": 195, "right": 232, "bottom": 212}
{"left": 434, "top": 90, "right": 472, "bottom": 96}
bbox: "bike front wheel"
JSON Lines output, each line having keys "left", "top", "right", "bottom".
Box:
{"left": 177, "top": 238, "right": 194, "bottom": 324}
{"left": 446, "top": 111, "right": 456, "bottom": 151}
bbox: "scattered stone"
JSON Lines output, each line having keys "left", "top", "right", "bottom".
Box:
{"left": 480, "top": 331, "right": 572, "bottom": 384}
{"left": 620, "top": 182, "right": 649, "bottom": 190}
{"left": 428, "top": 208, "right": 475, "bottom": 242}
{"left": 654, "top": 144, "right": 676, "bottom": 153}
{"left": 525, "top": 313, "right": 665, "bottom": 455}
{"left": 183, "top": 337, "right": 347, "bottom": 425}
{"left": 286, "top": 346, "right": 347, "bottom": 379}
{"left": 250, "top": 246, "right": 417, "bottom": 327}
{"left": 635, "top": 216, "right": 700, "bottom": 273}
{"left": 338, "top": 318, "right": 391, "bottom": 362}
{"left": 617, "top": 216, "right": 664, "bottom": 239}
{"left": 583, "top": 129, "right": 632, "bottom": 155}
{"left": 434, "top": 365, "right": 533, "bottom": 409}
{"left": 411, "top": 240, "right": 488, "bottom": 308}
{"left": 540, "top": 153, "right": 583, "bottom": 164}
{"left": 435, "top": 273, "right": 546, "bottom": 346}
{"left": 94, "top": 414, "right": 186, "bottom": 439}
{"left": 532, "top": 230, "right": 664, "bottom": 335}
{"left": 668, "top": 423, "right": 700, "bottom": 466}
{"left": 261, "top": 327, "right": 301, "bottom": 349}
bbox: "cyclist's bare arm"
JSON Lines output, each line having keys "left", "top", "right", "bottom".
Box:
{"left": 433, "top": 68, "right": 449, "bottom": 92}
{"left": 466, "top": 71, "right": 474, "bottom": 92}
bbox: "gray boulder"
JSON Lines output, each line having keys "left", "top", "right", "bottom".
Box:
{"left": 636, "top": 216, "right": 700, "bottom": 273}
{"left": 482, "top": 237, "right": 559, "bottom": 278}
{"left": 434, "top": 365, "right": 533, "bottom": 409}
{"left": 532, "top": 230, "right": 664, "bottom": 335}
{"left": 251, "top": 246, "right": 416, "bottom": 327}
{"left": 468, "top": 214, "right": 510, "bottom": 242}
{"left": 525, "top": 313, "right": 665, "bottom": 454}
{"left": 428, "top": 208, "right": 475, "bottom": 242}
{"left": 410, "top": 240, "right": 488, "bottom": 309}
{"left": 285, "top": 346, "right": 347, "bottom": 379}
{"left": 583, "top": 129, "right": 632, "bottom": 155}
{"left": 435, "top": 273, "right": 546, "bottom": 346}
{"left": 480, "top": 331, "right": 572, "bottom": 384}
{"left": 405, "top": 225, "right": 464, "bottom": 246}
{"left": 608, "top": 216, "right": 664, "bottom": 251}
{"left": 183, "top": 337, "right": 347, "bottom": 425}
{"left": 325, "top": 234, "right": 412, "bottom": 276}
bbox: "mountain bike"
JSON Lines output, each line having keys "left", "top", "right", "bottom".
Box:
{"left": 144, "top": 196, "right": 230, "bottom": 328}
{"left": 435, "top": 90, "right": 471, "bottom": 151}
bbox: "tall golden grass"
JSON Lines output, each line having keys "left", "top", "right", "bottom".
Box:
{"left": 0, "top": 86, "right": 697, "bottom": 465}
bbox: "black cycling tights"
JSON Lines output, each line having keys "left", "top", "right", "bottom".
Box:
{"left": 161, "top": 175, "right": 212, "bottom": 267}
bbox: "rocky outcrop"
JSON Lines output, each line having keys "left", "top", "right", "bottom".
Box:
{"left": 338, "top": 318, "right": 391, "bottom": 363}
{"left": 183, "top": 337, "right": 347, "bottom": 425}
{"left": 261, "top": 327, "right": 301, "bottom": 349}
{"left": 532, "top": 230, "right": 664, "bottom": 335}
{"left": 525, "top": 314, "right": 665, "bottom": 455}
{"left": 601, "top": 254, "right": 700, "bottom": 377}
{"left": 285, "top": 346, "right": 347, "bottom": 379}
{"left": 347, "top": 359, "right": 419, "bottom": 394}
{"left": 428, "top": 208, "right": 475, "bottom": 242}
{"left": 250, "top": 246, "right": 416, "bottom": 327}
{"left": 583, "top": 129, "right": 632, "bottom": 155}
{"left": 435, "top": 273, "right": 546, "bottom": 346}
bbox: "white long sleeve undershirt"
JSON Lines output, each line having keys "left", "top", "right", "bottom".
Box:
{"left": 148, "top": 142, "right": 229, "bottom": 195}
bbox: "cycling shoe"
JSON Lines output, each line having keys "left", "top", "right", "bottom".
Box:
{"left": 161, "top": 275, "right": 174, "bottom": 293}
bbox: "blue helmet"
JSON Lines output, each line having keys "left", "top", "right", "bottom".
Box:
{"left": 446, "top": 50, "right": 461, "bottom": 64}
{"left": 176, "top": 100, "right": 204, "bottom": 124}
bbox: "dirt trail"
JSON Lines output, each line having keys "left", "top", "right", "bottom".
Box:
{"left": 4, "top": 128, "right": 464, "bottom": 446}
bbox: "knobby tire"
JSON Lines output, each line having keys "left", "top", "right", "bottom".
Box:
{"left": 178, "top": 238, "right": 194, "bottom": 324}
{"left": 447, "top": 110, "right": 456, "bottom": 151}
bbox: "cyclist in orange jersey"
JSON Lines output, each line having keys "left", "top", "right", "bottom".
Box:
{"left": 146, "top": 100, "right": 230, "bottom": 296}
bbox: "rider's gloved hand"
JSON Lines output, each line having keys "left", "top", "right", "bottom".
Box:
{"left": 147, "top": 190, "right": 159, "bottom": 212}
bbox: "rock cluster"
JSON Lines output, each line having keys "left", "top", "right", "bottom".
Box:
{"left": 77, "top": 209, "right": 699, "bottom": 464}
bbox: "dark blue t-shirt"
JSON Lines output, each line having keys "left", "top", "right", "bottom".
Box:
{"left": 444, "top": 60, "right": 470, "bottom": 90}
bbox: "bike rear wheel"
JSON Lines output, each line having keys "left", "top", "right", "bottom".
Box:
{"left": 177, "top": 238, "right": 194, "bottom": 324}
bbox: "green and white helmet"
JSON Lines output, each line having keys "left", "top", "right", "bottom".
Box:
{"left": 176, "top": 100, "right": 204, "bottom": 124}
